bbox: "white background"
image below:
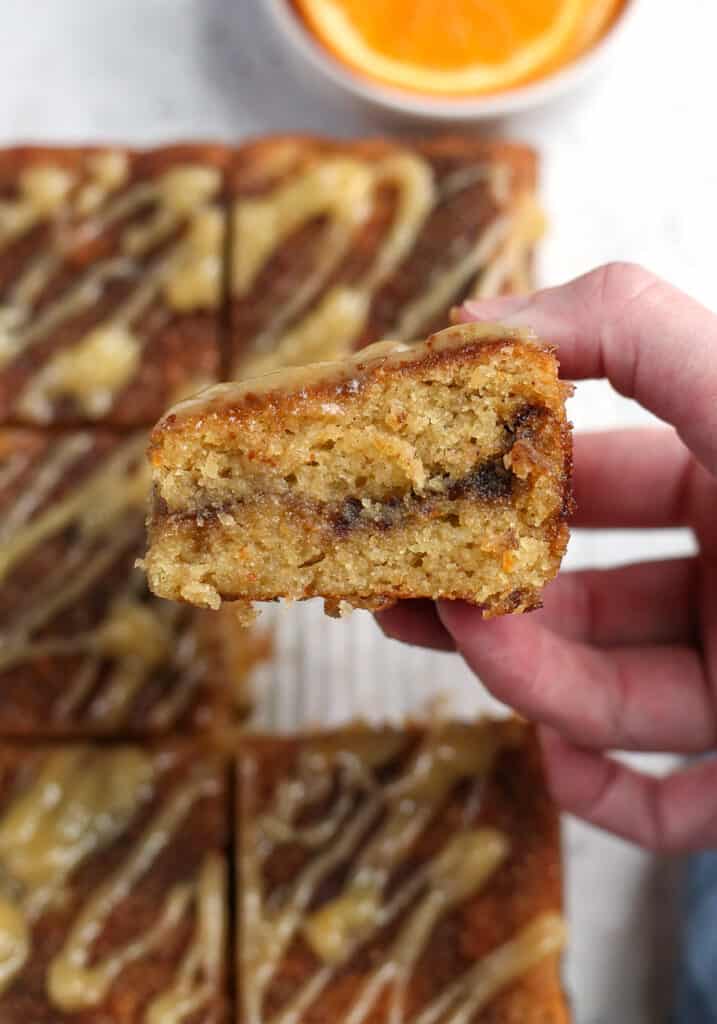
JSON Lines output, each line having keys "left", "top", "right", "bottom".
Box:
{"left": 3, "top": 1, "right": 716, "bottom": 1020}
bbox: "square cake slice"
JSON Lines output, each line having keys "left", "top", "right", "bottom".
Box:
{"left": 236, "top": 719, "right": 569, "bottom": 1023}
{"left": 146, "top": 323, "right": 573, "bottom": 620}
{"left": 229, "top": 134, "right": 541, "bottom": 378}
{"left": 0, "top": 143, "right": 227, "bottom": 426}
{"left": 0, "top": 741, "right": 230, "bottom": 1022}
{"left": 0, "top": 428, "right": 261, "bottom": 737}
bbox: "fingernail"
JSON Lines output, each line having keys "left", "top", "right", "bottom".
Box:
{"left": 461, "top": 294, "right": 533, "bottom": 323}
{"left": 435, "top": 598, "right": 480, "bottom": 635}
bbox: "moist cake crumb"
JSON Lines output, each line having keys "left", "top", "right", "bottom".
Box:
{"left": 145, "top": 322, "right": 573, "bottom": 620}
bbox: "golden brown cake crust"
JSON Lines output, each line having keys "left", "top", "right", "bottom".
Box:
{"left": 0, "top": 741, "right": 230, "bottom": 1023}
{"left": 155, "top": 324, "right": 557, "bottom": 428}
{"left": 236, "top": 721, "right": 569, "bottom": 1023}
{"left": 228, "top": 134, "right": 537, "bottom": 201}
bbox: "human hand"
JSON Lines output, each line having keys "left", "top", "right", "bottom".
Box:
{"left": 379, "top": 262, "right": 717, "bottom": 852}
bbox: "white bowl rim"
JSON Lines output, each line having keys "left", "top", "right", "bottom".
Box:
{"left": 263, "top": 0, "right": 641, "bottom": 119}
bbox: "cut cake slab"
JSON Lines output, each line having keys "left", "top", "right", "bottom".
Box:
{"left": 146, "top": 323, "right": 573, "bottom": 621}
{"left": 236, "top": 719, "right": 569, "bottom": 1023}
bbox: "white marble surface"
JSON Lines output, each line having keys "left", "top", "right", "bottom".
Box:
{"left": 3, "top": 1, "right": 716, "bottom": 1020}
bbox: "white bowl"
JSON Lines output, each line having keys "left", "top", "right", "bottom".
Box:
{"left": 263, "top": 0, "right": 640, "bottom": 121}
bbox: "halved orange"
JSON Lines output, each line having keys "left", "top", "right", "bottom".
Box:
{"left": 563, "top": 0, "right": 625, "bottom": 61}
{"left": 292, "top": 0, "right": 624, "bottom": 96}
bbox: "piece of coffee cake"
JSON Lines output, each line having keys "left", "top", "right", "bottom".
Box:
{"left": 0, "top": 428, "right": 261, "bottom": 736}
{"left": 0, "top": 144, "right": 227, "bottom": 426}
{"left": 0, "top": 741, "right": 230, "bottom": 1022}
{"left": 229, "top": 135, "right": 541, "bottom": 377}
{"left": 146, "top": 323, "right": 572, "bottom": 620}
{"left": 236, "top": 719, "right": 569, "bottom": 1023}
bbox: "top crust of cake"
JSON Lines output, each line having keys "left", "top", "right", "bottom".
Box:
{"left": 231, "top": 133, "right": 537, "bottom": 176}
{"left": 154, "top": 322, "right": 554, "bottom": 435}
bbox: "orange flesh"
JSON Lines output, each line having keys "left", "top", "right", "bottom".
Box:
{"left": 292, "top": 0, "right": 627, "bottom": 94}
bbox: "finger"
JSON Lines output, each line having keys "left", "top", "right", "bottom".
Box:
{"left": 534, "top": 558, "right": 698, "bottom": 647}
{"left": 539, "top": 728, "right": 717, "bottom": 852}
{"left": 461, "top": 262, "right": 717, "bottom": 474}
{"left": 437, "top": 601, "right": 715, "bottom": 753}
{"left": 377, "top": 557, "right": 697, "bottom": 652}
{"left": 571, "top": 428, "right": 695, "bottom": 528}
{"left": 699, "top": 551, "right": 717, "bottom": 695}
{"left": 376, "top": 600, "right": 454, "bottom": 651}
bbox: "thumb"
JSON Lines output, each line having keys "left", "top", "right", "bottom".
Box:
{"left": 459, "top": 262, "right": 717, "bottom": 475}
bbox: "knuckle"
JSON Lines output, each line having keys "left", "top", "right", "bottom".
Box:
{"left": 644, "top": 795, "right": 673, "bottom": 854}
{"left": 587, "top": 262, "right": 666, "bottom": 393}
{"left": 606, "top": 659, "right": 637, "bottom": 747}
{"left": 588, "top": 262, "right": 659, "bottom": 316}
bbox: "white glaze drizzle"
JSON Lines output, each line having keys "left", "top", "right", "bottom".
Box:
{"left": 143, "top": 627, "right": 208, "bottom": 731}
{"left": 144, "top": 852, "right": 227, "bottom": 1024}
{"left": 0, "top": 433, "right": 147, "bottom": 584}
{"left": 0, "top": 432, "right": 92, "bottom": 543}
{"left": 0, "top": 449, "right": 31, "bottom": 492}
{"left": 0, "top": 165, "right": 74, "bottom": 247}
{"left": 47, "top": 766, "right": 220, "bottom": 1012}
{"left": 413, "top": 914, "right": 566, "bottom": 1024}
